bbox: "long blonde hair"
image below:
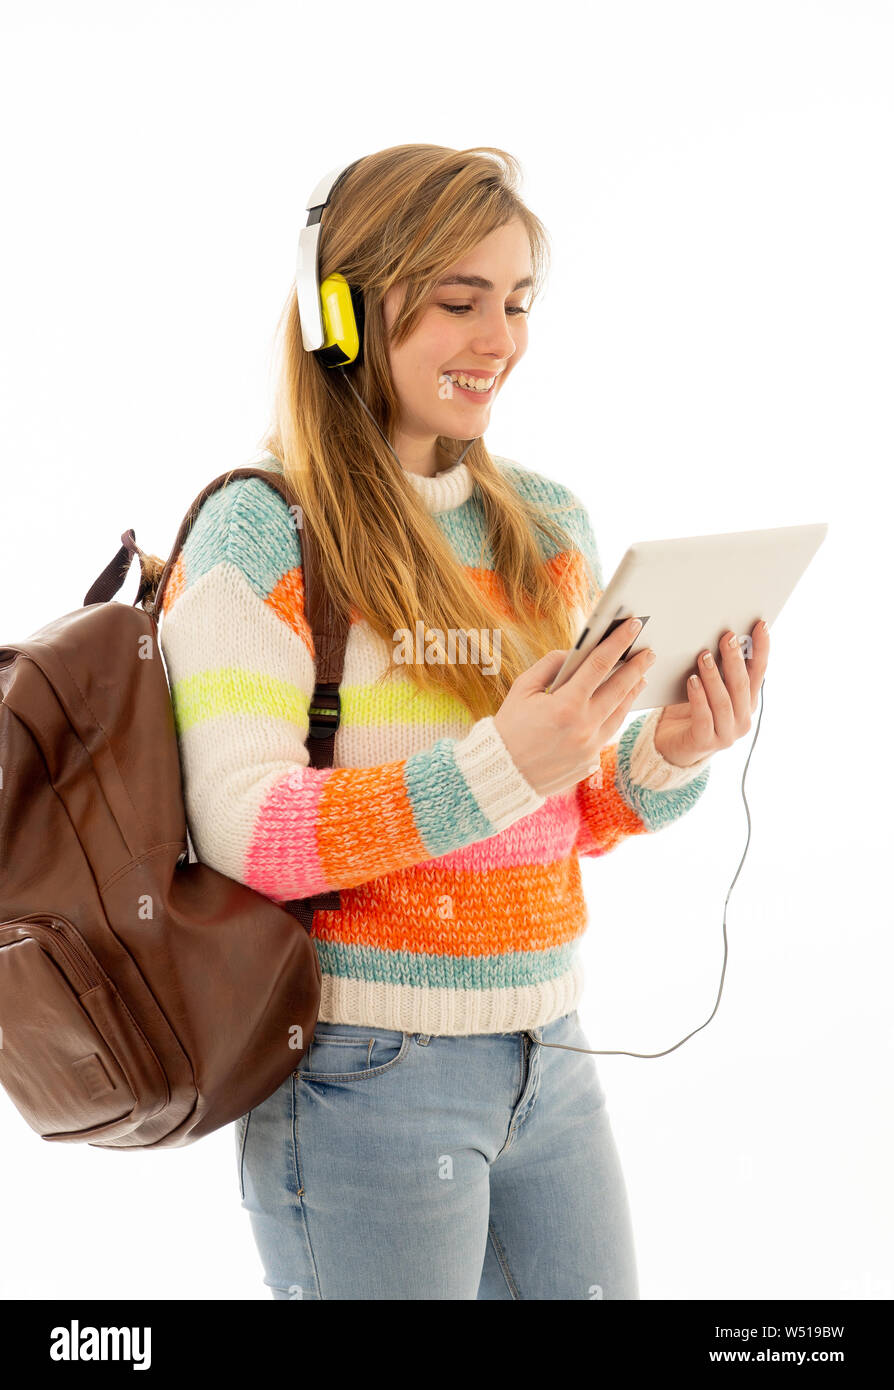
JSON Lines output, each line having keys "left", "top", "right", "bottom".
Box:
{"left": 256, "top": 143, "right": 595, "bottom": 721}
{"left": 143, "top": 145, "right": 594, "bottom": 720}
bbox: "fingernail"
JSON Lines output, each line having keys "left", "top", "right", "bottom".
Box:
{"left": 630, "top": 618, "right": 642, "bottom": 633}
{"left": 702, "top": 651, "right": 714, "bottom": 668}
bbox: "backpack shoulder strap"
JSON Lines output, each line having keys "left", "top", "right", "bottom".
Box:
{"left": 83, "top": 465, "right": 349, "bottom": 927}
{"left": 84, "top": 465, "right": 350, "bottom": 770}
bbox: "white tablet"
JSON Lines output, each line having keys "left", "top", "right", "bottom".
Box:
{"left": 547, "top": 522, "right": 828, "bottom": 711}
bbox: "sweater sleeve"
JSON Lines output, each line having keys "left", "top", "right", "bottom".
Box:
{"left": 552, "top": 487, "right": 714, "bottom": 858}
{"left": 157, "top": 476, "right": 546, "bottom": 903}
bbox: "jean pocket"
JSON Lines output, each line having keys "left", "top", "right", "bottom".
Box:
{"left": 297, "top": 1022, "right": 410, "bottom": 1083}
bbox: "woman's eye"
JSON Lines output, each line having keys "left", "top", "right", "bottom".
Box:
{"left": 440, "top": 304, "right": 529, "bottom": 316}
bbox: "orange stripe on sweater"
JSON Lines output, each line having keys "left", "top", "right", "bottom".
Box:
{"left": 546, "top": 549, "right": 595, "bottom": 611}
{"left": 161, "top": 553, "right": 186, "bottom": 615}
{"left": 577, "top": 743, "right": 648, "bottom": 852}
{"left": 312, "top": 857, "right": 590, "bottom": 955}
{"left": 315, "top": 761, "right": 429, "bottom": 884}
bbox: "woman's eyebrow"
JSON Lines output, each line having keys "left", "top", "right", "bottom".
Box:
{"left": 436, "top": 274, "right": 533, "bottom": 292}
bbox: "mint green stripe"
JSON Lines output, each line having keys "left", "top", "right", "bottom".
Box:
{"left": 615, "top": 714, "right": 711, "bottom": 830}
{"left": 314, "top": 939, "right": 579, "bottom": 989}
{"left": 181, "top": 476, "right": 302, "bottom": 601}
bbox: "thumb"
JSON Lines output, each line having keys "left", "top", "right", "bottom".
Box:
{"left": 517, "top": 649, "right": 570, "bottom": 694}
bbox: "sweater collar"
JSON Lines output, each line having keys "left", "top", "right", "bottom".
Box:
{"left": 402, "top": 456, "right": 475, "bottom": 514}
{"left": 256, "top": 444, "right": 476, "bottom": 515}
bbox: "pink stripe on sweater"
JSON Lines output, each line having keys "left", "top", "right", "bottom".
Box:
{"left": 433, "top": 793, "right": 580, "bottom": 871}
{"left": 243, "top": 766, "right": 332, "bottom": 899}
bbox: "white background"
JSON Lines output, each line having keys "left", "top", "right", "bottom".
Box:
{"left": 0, "top": 0, "right": 891, "bottom": 1301}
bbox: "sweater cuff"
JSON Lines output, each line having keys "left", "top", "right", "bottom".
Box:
{"left": 453, "top": 715, "right": 547, "bottom": 832}
{"left": 628, "top": 708, "right": 713, "bottom": 790}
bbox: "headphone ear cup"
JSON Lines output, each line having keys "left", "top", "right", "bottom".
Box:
{"left": 348, "top": 283, "right": 365, "bottom": 359}
{"left": 318, "top": 272, "right": 362, "bottom": 367}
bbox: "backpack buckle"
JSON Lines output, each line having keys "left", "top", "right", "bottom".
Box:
{"left": 308, "top": 684, "right": 341, "bottom": 740}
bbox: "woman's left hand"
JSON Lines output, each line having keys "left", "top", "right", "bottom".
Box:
{"left": 652, "top": 621, "right": 770, "bottom": 768}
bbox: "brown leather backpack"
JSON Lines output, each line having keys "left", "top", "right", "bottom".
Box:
{"left": 0, "top": 466, "right": 348, "bottom": 1148}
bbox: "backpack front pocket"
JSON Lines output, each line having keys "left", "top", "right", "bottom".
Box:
{"left": 0, "top": 914, "right": 168, "bottom": 1140}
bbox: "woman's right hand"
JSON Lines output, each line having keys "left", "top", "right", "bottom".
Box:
{"left": 493, "top": 618, "right": 656, "bottom": 798}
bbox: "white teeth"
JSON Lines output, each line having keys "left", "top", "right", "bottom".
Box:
{"left": 444, "top": 372, "right": 496, "bottom": 392}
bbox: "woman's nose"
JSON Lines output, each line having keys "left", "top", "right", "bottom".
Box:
{"left": 470, "top": 316, "right": 518, "bottom": 360}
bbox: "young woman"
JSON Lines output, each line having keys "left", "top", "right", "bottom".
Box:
{"left": 157, "top": 144, "right": 769, "bottom": 1300}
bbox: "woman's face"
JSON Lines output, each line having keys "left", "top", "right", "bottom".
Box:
{"left": 381, "top": 217, "right": 533, "bottom": 473}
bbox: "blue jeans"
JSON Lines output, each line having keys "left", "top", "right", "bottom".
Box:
{"left": 234, "top": 1008, "right": 639, "bottom": 1300}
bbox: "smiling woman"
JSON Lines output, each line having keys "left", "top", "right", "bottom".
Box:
{"left": 243, "top": 144, "right": 587, "bottom": 725}
{"left": 152, "top": 144, "right": 715, "bottom": 1303}
{"left": 382, "top": 218, "right": 535, "bottom": 464}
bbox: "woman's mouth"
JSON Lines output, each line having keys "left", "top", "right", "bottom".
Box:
{"left": 440, "top": 371, "right": 499, "bottom": 402}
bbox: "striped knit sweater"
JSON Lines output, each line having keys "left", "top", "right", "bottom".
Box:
{"left": 158, "top": 451, "right": 713, "bottom": 1035}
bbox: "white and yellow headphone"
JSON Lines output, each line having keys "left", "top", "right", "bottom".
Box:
{"left": 295, "top": 155, "right": 476, "bottom": 466}
{"left": 295, "top": 158, "right": 366, "bottom": 368}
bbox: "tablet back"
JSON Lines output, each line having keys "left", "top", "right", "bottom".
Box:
{"left": 550, "top": 522, "right": 828, "bottom": 710}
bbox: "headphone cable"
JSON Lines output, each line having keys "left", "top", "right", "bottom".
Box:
{"left": 531, "top": 674, "right": 766, "bottom": 1056}
{"left": 337, "top": 365, "right": 475, "bottom": 470}
{"left": 336, "top": 353, "right": 765, "bottom": 1061}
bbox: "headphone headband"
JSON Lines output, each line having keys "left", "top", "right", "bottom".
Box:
{"left": 296, "top": 158, "right": 362, "bottom": 352}
{"left": 292, "top": 154, "right": 477, "bottom": 496}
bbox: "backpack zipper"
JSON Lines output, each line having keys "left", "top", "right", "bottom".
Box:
{"left": 0, "top": 914, "right": 103, "bottom": 994}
